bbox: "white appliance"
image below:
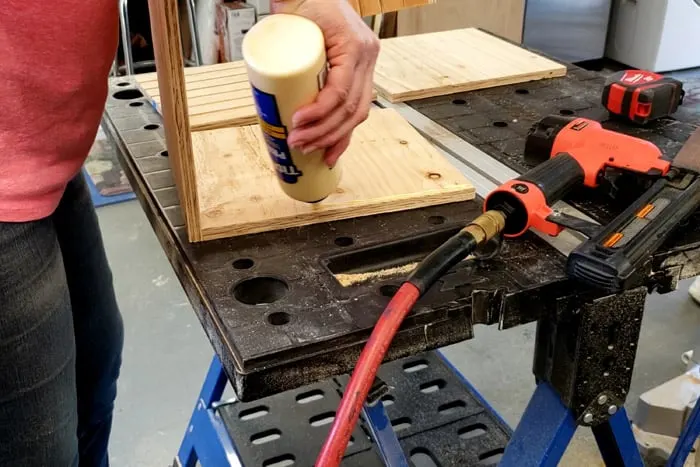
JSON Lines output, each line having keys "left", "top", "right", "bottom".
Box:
{"left": 606, "top": 0, "right": 700, "bottom": 72}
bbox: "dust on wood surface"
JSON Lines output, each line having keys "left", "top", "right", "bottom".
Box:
{"left": 374, "top": 27, "right": 567, "bottom": 102}
{"left": 190, "top": 108, "right": 476, "bottom": 241}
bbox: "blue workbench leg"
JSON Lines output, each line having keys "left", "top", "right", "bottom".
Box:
{"left": 592, "top": 409, "right": 644, "bottom": 466}
{"left": 176, "top": 355, "right": 243, "bottom": 467}
{"left": 362, "top": 402, "right": 410, "bottom": 467}
{"left": 667, "top": 394, "right": 700, "bottom": 466}
{"left": 500, "top": 383, "right": 577, "bottom": 467}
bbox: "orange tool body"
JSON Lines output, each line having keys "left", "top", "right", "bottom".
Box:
{"left": 602, "top": 70, "right": 684, "bottom": 124}
{"left": 485, "top": 115, "right": 700, "bottom": 292}
{"left": 484, "top": 116, "right": 670, "bottom": 238}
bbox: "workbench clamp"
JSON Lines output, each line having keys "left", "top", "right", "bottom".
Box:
{"left": 532, "top": 287, "right": 646, "bottom": 425}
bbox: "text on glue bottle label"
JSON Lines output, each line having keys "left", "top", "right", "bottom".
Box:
{"left": 252, "top": 86, "right": 303, "bottom": 184}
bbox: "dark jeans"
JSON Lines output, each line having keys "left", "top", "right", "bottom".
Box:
{"left": 0, "top": 174, "right": 124, "bottom": 466}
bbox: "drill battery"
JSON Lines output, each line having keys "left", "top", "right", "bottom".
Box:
{"left": 602, "top": 70, "right": 685, "bottom": 125}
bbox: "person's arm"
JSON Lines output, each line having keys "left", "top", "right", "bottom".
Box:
{"left": 271, "top": 0, "right": 380, "bottom": 166}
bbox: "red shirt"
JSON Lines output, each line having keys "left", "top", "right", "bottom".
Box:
{"left": 0, "top": 1, "right": 118, "bottom": 221}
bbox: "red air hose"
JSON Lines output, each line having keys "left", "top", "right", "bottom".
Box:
{"left": 315, "top": 211, "right": 507, "bottom": 466}
{"left": 315, "top": 282, "right": 420, "bottom": 466}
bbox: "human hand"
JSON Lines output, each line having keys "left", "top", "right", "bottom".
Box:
{"left": 271, "top": 0, "right": 380, "bottom": 166}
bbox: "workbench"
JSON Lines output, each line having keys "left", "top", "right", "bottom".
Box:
{"left": 104, "top": 59, "right": 700, "bottom": 466}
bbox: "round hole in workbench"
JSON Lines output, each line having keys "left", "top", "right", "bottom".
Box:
{"left": 334, "top": 237, "right": 354, "bottom": 247}
{"left": 144, "top": 124, "right": 160, "bottom": 131}
{"left": 160, "top": 150, "right": 169, "bottom": 157}
{"left": 428, "top": 216, "right": 446, "bottom": 225}
{"left": 233, "top": 258, "right": 255, "bottom": 270}
{"left": 452, "top": 98, "right": 467, "bottom": 105}
{"left": 267, "top": 312, "right": 291, "bottom": 326}
{"left": 380, "top": 284, "right": 399, "bottom": 298}
{"left": 515, "top": 89, "right": 530, "bottom": 95}
{"left": 233, "top": 277, "right": 288, "bottom": 305}
{"left": 129, "top": 101, "right": 144, "bottom": 107}
{"left": 493, "top": 121, "right": 508, "bottom": 128}
{"left": 560, "top": 109, "right": 575, "bottom": 116}
{"left": 113, "top": 89, "right": 143, "bottom": 100}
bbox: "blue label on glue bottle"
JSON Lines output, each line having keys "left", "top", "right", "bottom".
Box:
{"left": 251, "top": 86, "right": 303, "bottom": 184}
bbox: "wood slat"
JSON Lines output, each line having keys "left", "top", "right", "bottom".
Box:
{"left": 190, "top": 108, "right": 475, "bottom": 241}
{"left": 374, "top": 27, "right": 566, "bottom": 102}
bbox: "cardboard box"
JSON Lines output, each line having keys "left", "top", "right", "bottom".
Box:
{"left": 247, "top": 0, "right": 270, "bottom": 15}
{"left": 217, "top": 1, "right": 257, "bottom": 62}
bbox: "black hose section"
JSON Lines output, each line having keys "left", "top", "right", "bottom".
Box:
{"left": 407, "top": 230, "right": 479, "bottom": 295}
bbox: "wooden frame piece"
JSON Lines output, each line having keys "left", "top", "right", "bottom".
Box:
{"left": 146, "top": 0, "right": 435, "bottom": 242}
{"left": 147, "top": 0, "right": 202, "bottom": 240}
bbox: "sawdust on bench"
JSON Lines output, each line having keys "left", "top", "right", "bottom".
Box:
{"left": 335, "top": 262, "right": 419, "bottom": 287}
{"left": 335, "top": 254, "right": 476, "bottom": 287}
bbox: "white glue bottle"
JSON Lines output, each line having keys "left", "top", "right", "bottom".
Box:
{"left": 242, "top": 14, "right": 340, "bottom": 203}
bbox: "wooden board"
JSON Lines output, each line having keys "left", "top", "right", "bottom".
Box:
{"left": 348, "top": 0, "right": 434, "bottom": 16}
{"left": 190, "top": 108, "right": 475, "bottom": 241}
{"left": 396, "top": 0, "right": 525, "bottom": 44}
{"left": 136, "top": 62, "right": 378, "bottom": 132}
{"left": 374, "top": 27, "right": 567, "bottom": 102}
{"left": 146, "top": 0, "right": 201, "bottom": 240}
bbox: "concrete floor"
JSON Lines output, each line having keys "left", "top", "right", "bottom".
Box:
{"left": 100, "top": 198, "right": 700, "bottom": 466}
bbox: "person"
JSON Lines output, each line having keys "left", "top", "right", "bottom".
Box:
{"left": 0, "top": 1, "right": 379, "bottom": 465}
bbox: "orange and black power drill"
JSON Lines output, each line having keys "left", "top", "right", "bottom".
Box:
{"left": 602, "top": 70, "right": 685, "bottom": 124}
{"left": 484, "top": 115, "right": 700, "bottom": 292}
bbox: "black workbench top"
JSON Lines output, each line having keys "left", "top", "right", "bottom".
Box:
{"left": 104, "top": 63, "right": 699, "bottom": 402}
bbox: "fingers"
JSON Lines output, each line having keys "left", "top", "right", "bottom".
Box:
{"left": 290, "top": 45, "right": 358, "bottom": 129}
{"left": 323, "top": 74, "right": 375, "bottom": 166}
{"left": 324, "top": 134, "right": 352, "bottom": 167}
{"left": 283, "top": 3, "right": 381, "bottom": 165}
{"left": 289, "top": 58, "right": 368, "bottom": 153}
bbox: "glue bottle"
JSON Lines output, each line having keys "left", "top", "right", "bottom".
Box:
{"left": 242, "top": 14, "right": 340, "bottom": 203}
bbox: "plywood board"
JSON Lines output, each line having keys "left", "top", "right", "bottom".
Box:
{"left": 190, "top": 108, "right": 475, "bottom": 240}
{"left": 136, "top": 62, "right": 378, "bottom": 132}
{"left": 348, "top": 0, "right": 434, "bottom": 16}
{"left": 374, "top": 27, "right": 566, "bottom": 102}
{"left": 146, "top": 0, "right": 201, "bottom": 240}
{"left": 397, "top": 0, "right": 526, "bottom": 44}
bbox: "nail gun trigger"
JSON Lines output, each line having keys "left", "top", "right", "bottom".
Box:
{"left": 546, "top": 212, "right": 601, "bottom": 238}
{"left": 600, "top": 167, "right": 625, "bottom": 199}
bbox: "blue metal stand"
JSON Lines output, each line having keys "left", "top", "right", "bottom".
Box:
{"left": 176, "top": 355, "right": 410, "bottom": 467}
{"left": 362, "top": 402, "right": 410, "bottom": 467}
{"left": 176, "top": 356, "right": 243, "bottom": 467}
{"left": 177, "top": 355, "right": 700, "bottom": 466}
{"left": 501, "top": 382, "right": 643, "bottom": 467}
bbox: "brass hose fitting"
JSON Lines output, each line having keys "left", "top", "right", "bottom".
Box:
{"left": 461, "top": 210, "right": 507, "bottom": 245}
